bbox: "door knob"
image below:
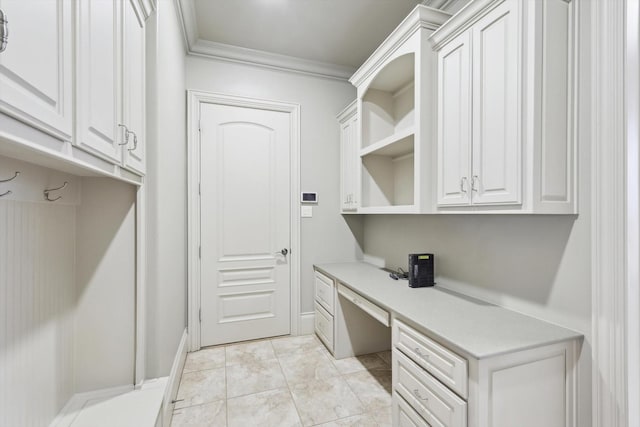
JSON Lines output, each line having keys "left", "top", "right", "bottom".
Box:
{"left": 276, "top": 248, "right": 289, "bottom": 256}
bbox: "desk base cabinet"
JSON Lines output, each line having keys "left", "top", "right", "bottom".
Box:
{"left": 392, "top": 318, "right": 578, "bottom": 427}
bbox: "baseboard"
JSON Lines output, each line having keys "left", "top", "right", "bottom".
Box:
{"left": 299, "top": 311, "right": 315, "bottom": 335}
{"left": 162, "top": 328, "right": 188, "bottom": 427}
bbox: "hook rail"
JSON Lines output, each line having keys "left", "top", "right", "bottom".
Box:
{"left": 44, "top": 181, "right": 68, "bottom": 202}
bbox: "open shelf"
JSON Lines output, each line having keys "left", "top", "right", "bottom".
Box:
{"left": 360, "top": 126, "right": 415, "bottom": 158}
{"left": 361, "top": 53, "right": 416, "bottom": 149}
{"left": 360, "top": 133, "right": 415, "bottom": 209}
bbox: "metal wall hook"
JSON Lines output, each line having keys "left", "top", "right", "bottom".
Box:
{"left": 44, "top": 181, "right": 68, "bottom": 202}
{"left": 0, "top": 171, "right": 19, "bottom": 183}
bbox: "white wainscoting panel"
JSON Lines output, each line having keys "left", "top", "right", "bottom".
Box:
{"left": 0, "top": 200, "right": 76, "bottom": 427}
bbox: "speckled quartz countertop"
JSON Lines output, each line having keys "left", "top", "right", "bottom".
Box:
{"left": 314, "top": 262, "right": 583, "bottom": 360}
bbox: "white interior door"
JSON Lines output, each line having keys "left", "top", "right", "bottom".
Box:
{"left": 200, "top": 102, "right": 291, "bottom": 347}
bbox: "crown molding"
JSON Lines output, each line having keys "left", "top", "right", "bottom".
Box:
{"left": 189, "top": 39, "right": 356, "bottom": 80}
{"left": 175, "top": 0, "right": 355, "bottom": 80}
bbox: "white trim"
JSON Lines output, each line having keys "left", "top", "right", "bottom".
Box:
{"left": 175, "top": 0, "right": 354, "bottom": 81}
{"left": 162, "top": 329, "right": 188, "bottom": 427}
{"left": 135, "top": 184, "right": 146, "bottom": 385}
{"left": 189, "top": 40, "right": 356, "bottom": 81}
{"left": 591, "top": 0, "right": 629, "bottom": 426}
{"left": 186, "top": 90, "right": 301, "bottom": 351}
{"left": 299, "top": 312, "right": 316, "bottom": 335}
{"left": 626, "top": 1, "right": 640, "bottom": 426}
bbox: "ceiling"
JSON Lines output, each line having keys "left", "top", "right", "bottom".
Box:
{"left": 177, "top": 0, "right": 469, "bottom": 79}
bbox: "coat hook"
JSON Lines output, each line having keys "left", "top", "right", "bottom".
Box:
{"left": 0, "top": 171, "right": 20, "bottom": 183}
{"left": 44, "top": 181, "right": 68, "bottom": 202}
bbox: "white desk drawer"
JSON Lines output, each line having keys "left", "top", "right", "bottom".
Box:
{"left": 337, "top": 282, "right": 390, "bottom": 327}
{"left": 314, "top": 270, "right": 335, "bottom": 314}
{"left": 314, "top": 302, "right": 334, "bottom": 351}
{"left": 394, "top": 349, "right": 467, "bottom": 427}
{"left": 393, "top": 319, "right": 468, "bottom": 399}
{"left": 394, "top": 393, "right": 430, "bottom": 427}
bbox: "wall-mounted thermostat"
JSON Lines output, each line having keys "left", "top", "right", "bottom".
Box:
{"left": 301, "top": 192, "right": 318, "bottom": 204}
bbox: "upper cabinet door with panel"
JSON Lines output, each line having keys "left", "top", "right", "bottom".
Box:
{"left": 76, "top": 0, "right": 122, "bottom": 163}
{"left": 437, "top": 30, "right": 471, "bottom": 207}
{"left": 431, "top": 0, "right": 576, "bottom": 214}
{"left": 0, "top": 0, "right": 73, "bottom": 140}
{"left": 122, "top": 0, "right": 146, "bottom": 175}
{"left": 471, "top": 1, "right": 520, "bottom": 205}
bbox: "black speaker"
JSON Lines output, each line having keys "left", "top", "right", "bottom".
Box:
{"left": 408, "top": 253, "right": 435, "bottom": 288}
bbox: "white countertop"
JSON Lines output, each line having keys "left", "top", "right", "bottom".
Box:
{"left": 314, "top": 262, "right": 582, "bottom": 359}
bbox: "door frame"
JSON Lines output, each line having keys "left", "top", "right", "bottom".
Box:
{"left": 186, "top": 90, "right": 301, "bottom": 351}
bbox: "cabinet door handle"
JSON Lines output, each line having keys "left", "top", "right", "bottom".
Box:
{"left": 128, "top": 131, "right": 138, "bottom": 152}
{"left": 472, "top": 175, "right": 479, "bottom": 192}
{"left": 413, "top": 389, "right": 429, "bottom": 402}
{"left": 0, "top": 9, "right": 8, "bottom": 53}
{"left": 118, "top": 124, "right": 131, "bottom": 146}
{"left": 460, "top": 177, "right": 468, "bottom": 193}
{"left": 414, "top": 347, "right": 430, "bottom": 360}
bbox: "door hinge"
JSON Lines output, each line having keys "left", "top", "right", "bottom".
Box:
{"left": 198, "top": 120, "right": 201, "bottom": 133}
{"left": 199, "top": 246, "right": 201, "bottom": 259}
{"left": 199, "top": 309, "right": 201, "bottom": 323}
{"left": 198, "top": 183, "right": 201, "bottom": 196}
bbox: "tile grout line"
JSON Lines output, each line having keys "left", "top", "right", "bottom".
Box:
{"left": 271, "top": 337, "right": 307, "bottom": 427}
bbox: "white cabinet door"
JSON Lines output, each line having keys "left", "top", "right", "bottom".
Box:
{"left": 437, "top": 30, "right": 471, "bottom": 207}
{"left": 122, "top": 0, "right": 146, "bottom": 175}
{"left": 76, "top": 0, "right": 122, "bottom": 163}
{"left": 0, "top": 0, "right": 72, "bottom": 140}
{"left": 471, "top": 0, "right": 520, "bottom": 205}
{"left": 339, "top": 103, "right": 358, "bottom": 212}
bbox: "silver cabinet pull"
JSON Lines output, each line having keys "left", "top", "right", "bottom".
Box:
{"left": 414, "top": 347, "right": 430, "bottom": 360}
{"left": 460, "top": 177, "right": 468, "bottom": 193}
{"left": 472, "top": 175, "right": 479, "bottom": 192}
{"left": 0, "top": 9, "right": 8, "bottom": 53}
{"left": 128, "top": 131, "right": 138, "bottom": 152}
{"left": 118, "top": 124, "right": 131, "bottom": 146}
{"left": 413, "top": 389, "right": 429, "bottom": 402}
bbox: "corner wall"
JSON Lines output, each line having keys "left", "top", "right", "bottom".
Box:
{"left": 145, "top": 0, "right": 188, "bottom": 377}
{"left": 185, "top": 57, "right": 363, "bottom": 316}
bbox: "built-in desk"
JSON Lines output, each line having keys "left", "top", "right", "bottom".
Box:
{"left": 314, "top": 262, "right": 583, "bottom": 427}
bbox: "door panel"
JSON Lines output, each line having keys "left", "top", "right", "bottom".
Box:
{"left": 437, "top": 30, "right": 472, "bottom": 206}
{"left": 0, "top": 0, "right": 72, "bottom": 139}
{"left": 200, "top": 103, "right": 290, "bottom": 346}
{"left": 76, "top": 0, "right": 121, "bottom": 162}
{"left": 471, "top": 1, "right": 521, "bottom": 205}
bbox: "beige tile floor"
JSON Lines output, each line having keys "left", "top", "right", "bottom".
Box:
{"left": 170, "top": 335, "right": 392, "bottom": 427}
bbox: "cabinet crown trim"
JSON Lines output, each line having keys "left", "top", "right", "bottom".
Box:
{"left": 429, "top": 0, "right": 505, "bottom": 49}
{"left": 349, "top": 5, "right": 451, "bottom": 87}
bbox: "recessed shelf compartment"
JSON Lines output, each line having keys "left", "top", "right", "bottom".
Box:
{"left": 361, "top": 135, "right": 415, "bottom": 209}
{"left": 361, "top": 53, "right": 415, "bottom": 149}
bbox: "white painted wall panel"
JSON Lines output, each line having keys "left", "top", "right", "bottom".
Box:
{"left": 0, "top": 200, "right": 75, "bottom": 427}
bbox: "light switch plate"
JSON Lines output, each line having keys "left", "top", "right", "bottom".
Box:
{"left": 301, "top": 206, "right": 313, "bottom": 217}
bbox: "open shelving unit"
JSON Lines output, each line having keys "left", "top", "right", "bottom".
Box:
{"left": 350, "top": 5, "right": 451, "bottom": 214}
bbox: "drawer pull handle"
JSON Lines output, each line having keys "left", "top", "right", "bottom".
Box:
{"left": 413, "top": 389, "right": 429, "bottom": 402}
{"left": 415, "top": 348, "right": 430, "bottom": 360}
{"left": 352, "top": 297, "right": 359, "bottom": 305}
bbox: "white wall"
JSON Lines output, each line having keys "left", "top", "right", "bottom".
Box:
{"left": 0, "top": 198, "right": 75, "bottom": 427}
{"left": 145, "top": 0, "right": 188, "bottom": 377}
{"left": 186, "top": 57, "right": 363, "bottom": 315}
{"left": 75, "top": 178, "right": 136, "bottom": 392}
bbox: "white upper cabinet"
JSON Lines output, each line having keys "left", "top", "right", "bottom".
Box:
{"left": 0, "top": 0, "right": 73, "bottom": 141}
{"left": 431, "top": 0, "right": 576, "bottom": 214}
{"left": 338, "top": 101, "right": 358, "bottom": 213}
{"left": 122, "top": 0, "right": 146, "bottom": 175}
{"left": 77, "top": 0, "right": 146, "bottom": 176}
{"left": 350, "top": 6, "right": 451, "bottom": 214}
{"left": 76, "top": 0, "right": 122, "bottom": 163}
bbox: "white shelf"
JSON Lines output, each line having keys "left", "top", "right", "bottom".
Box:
{"left": 360, "top": 127, "right": 415, "bottom": 158}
